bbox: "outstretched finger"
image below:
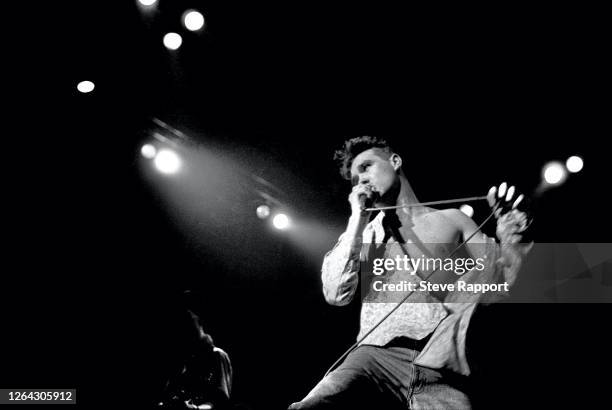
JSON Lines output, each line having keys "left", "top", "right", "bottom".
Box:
{"left": 487, "top": 186, "right": 497, "bottom": 207}
{"left": 512, "top": 194, "right": 524, "bottom": 209}
{"left": 505, "top": 186, "right": 515, "bottom": 202}
{"left": 497, "top": 182, "right": 507, "bottom": 199}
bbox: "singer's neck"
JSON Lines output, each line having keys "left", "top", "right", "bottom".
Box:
{"left": 376, "top": 174, "right": 423, "bottom": 216}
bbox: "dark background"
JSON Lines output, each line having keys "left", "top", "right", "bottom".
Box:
{"left": 2, "top": 1, "right": 610, "bottom": 409}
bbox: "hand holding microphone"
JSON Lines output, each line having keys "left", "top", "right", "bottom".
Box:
{"left": 348, "top": 184, "right": 377, "bottom": 217}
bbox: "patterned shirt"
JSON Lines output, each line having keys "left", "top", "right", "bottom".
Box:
{"left": 322, "top": 212, "right": 505, "bottom": 375}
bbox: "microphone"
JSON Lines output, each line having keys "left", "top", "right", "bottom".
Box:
{"left": 358, "top": 193, "right": 368, "bottom": 210}
{"left": 359, "top": 191, "right": 378, "bottom": 210}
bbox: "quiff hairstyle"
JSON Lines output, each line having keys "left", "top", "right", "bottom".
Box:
{"left": 333, "top": 136, "right": 393, "bottom": 180}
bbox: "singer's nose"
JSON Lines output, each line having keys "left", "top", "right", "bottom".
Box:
{"left": 358, "top": 174, "right": 370, "bottom": 186}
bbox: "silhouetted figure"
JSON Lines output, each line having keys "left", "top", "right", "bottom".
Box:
{"left": 158, "top": 310, "right": 232, "bottom": 410}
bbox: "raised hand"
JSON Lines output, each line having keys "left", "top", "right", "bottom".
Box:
{"left": 487, "top": 182, "right": 530, "bottom": 243}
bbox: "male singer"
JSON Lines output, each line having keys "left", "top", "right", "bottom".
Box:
{"left": 289, "top": 136, "right": 531, "bottom": 409}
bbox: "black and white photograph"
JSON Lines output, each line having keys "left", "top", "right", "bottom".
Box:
{"left": 2, "top": 1, "right": 610, "bottom": 409}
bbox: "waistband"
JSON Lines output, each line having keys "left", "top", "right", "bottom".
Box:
{"left": 384, "top": 334, "right": 432, "bottom": 352}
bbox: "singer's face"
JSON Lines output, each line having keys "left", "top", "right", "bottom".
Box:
{"left": 350, "top": 148, "right": 399, "bottom": 197}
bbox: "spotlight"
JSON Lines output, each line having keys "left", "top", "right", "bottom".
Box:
{"left": 141, "top": 144, "right": 157, "bottom": 159}
{"left": 154, "top": 149, "right": 181, "bottom": 174}
{"left": 163, "top": 32, "right": 183, "bottom": 50}
{"left": 542, "top": 161, "right": 567, "bottom": 186}
{"left": 459, "top": 204, "right": 474, "bottom": 218}
{"left": 183, "top": 10, "right": 205, "bottom": 31}
{"left": 77, "top": 81, "right": 95, "bottom": 93}
{"left": 256, "top": 205, "right": 271, "bottom": 219}
{"left": 272, "top": 213, "right": 290, "bottom": 230}
{"left": 566, "top": 156, "right": 583, "bottom": 173}
{"left": 137, "top": 0, "right": 157, "bottom": 6}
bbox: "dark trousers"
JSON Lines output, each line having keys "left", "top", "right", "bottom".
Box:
{"left": 288, "top": 340, "right": 471, "bottom": 410}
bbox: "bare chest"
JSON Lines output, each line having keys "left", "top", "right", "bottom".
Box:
{"left": 378, "top": 212, "right": 469, "bottom": 296}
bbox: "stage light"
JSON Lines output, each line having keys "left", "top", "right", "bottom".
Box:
{"left": 272, "top": 213, "right": 290, "bottom": 230}
{"left": 141, "top": 144, "right": 157, "bottom": 159}
{"left": 256, "top": 205, "right": 271, "bottom": 219}
{"left": 183, "top": 10, "right": 205, "bottom": 31}
{"left": 566, "top": 156, "right": 583, "bottom": 173}
{"left": 163, "top": 33, "right": 182, "bottom": 50}
{"left": 542, "top": 161, "right": 567, "bottom": 185}
{"left": 154, "top": 149, "right": 181, "bottom": 174}
{"left": 77, "top": 81, "right": 95, "bottom": 93}
{"left": 137, "top": 0, "right": 157, "bottom": 6}
{"left": 459, "top": 204, "right": 474, "bottom": 218}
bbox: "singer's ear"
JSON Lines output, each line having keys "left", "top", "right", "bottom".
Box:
{"left": 389, "top": 153, "right": 402, "bottom": 171}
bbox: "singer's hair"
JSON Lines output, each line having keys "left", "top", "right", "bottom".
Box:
{"left": 334, "top": 136, "right": 393, "bottom": 180}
